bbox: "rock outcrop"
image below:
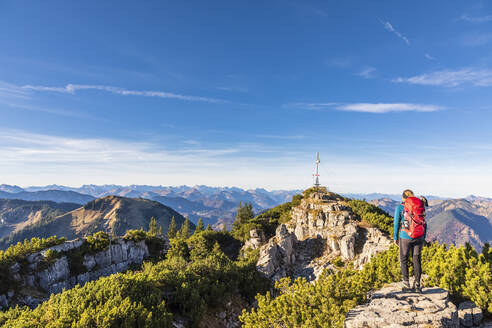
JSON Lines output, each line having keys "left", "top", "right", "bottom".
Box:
{"left": 256, "top": 190, "right": 392, "bottom": 281}
{"left": 344, "top": 282, "right": 488, "bottom": 328}
{"left": 0, "top": 236, "right": 168, "bottom": 309}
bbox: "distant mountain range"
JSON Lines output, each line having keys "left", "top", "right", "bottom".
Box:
{"left": 0, "top": 196, "right": 188, "bottom": 249}
{"left": 0, "top": 184, "right": 301, "bottom": 228}
{"left": 369, "top": 197, "right": 492, "bottom": 250}
{"left": 3, "top": 184, "right": 492, "bottom": 250}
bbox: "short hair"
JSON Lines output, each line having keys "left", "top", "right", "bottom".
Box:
{"left": 402, "top": 189, "right": 415, "bottom": 200}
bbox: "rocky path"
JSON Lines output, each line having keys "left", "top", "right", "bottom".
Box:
{"left": 344, "top": 282, "right": 489, "bottom": 328}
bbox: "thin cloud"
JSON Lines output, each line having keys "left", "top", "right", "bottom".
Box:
{"left": 393, "top": 68, "right": 492, "bottom": 87}
{"left": 22, "top": 83, "right": 227, "bottom": 104}
{"left": 283, "top": 102, "right": 339, "bottom": 111}
{"left": 381, "top": 21, "right": 410, "bottom": 46}
{"left": 284, "top": 102, "right": 443, "bottom": 113}
{"left": 336, "top": 103, "right": 443, "bottom": 114}
{"left": 358, "top": 67, "right": 377, "bottom": 79}
{"left": 425, "top": 53, "right": 437, "bottom": 61}
{"left": 0, "top": 81, "right": 29, "bottom": 99}
{"left": 459, "top": 14, "right": 492, "bottom": 23}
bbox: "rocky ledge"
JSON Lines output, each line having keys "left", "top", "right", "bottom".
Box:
{"left": 344, "top": 282, "right": 489, "bottom": 328}
{"left": 256, "top": 190, "right": 392, "bottom": 281}
{"left": 0, "top": 236, "right": 168, "bottom": 309}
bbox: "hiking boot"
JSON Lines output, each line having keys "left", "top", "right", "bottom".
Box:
{"left": 412, "top": 281, "right": 422, "bottom": 293}
{"left": 401, "top": 281, "right": 411, "bottom": 292}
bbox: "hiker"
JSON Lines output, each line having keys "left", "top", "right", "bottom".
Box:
{"left": 393, "top": 189, "right": 427, "bottom": 293}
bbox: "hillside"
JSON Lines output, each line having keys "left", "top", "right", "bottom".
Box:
{"left": 0, "top": 190, "right": 95, "bottom": 204}
{"left": 427, "top": 208, "right": 492, "bottom": 250}
{"left": 0, "top": 196, "right": 188, "bottom": 249}
{"left": 0, "top": 199, "right": 80, "bottom": 240}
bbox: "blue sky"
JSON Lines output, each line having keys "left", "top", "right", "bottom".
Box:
{"left": 1, "top": 0, "right": 492, "bottom": 196}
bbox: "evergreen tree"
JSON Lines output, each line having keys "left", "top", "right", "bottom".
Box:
{"left": 158, "top": 225, "right": 163, "bottom": 235}
{"left": 205, "top": 224, "right": 212, "bottom": 231}
{"left": 179, "top": 217, "right": 191, "bottom": 239}
{"left": 168, "top": 216, "right": 178, "bottom": 239}
{"left": 148, "top": 217, "right": 158, "bottom": 236}
{"left": 195, "top": 218, "right": 204, "bottom": 234}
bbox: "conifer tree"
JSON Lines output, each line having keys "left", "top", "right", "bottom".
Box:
{"left": 195, "top": 218, "right": 204, "bottom": 234}
{"left": 205, "top": 224, "right": 212, "bottom": 231}
{"left": 179, "top": 217, "right": 190, "bottom": 239}
{"left": 148, "top": 217, "right": 158, "bottom": 236}
{"left": 168, "top": 216, "right": 177, "bottom": 239}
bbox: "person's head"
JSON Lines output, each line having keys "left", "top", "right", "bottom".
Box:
{"left": 402, "top": 189, "right": 415, "bottom": 201}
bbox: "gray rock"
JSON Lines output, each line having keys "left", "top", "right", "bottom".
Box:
{"left": 41, "top": 239, "right": 84, "bottom": 255}
{"left": 83, "top": 254, "right": 96, "bottom": 271}
{"left": 0, "top": 294, "right": 8, "bottom": 308}
{"left": 94, "top": 248, "right": 112, "bottom": 268}
{"left": 458, "top": 301, "right": 483, "bottom": 327}
{"left": 37, "top": 256, "right": 70, "bottom": 293}
{"left": 110, "top": 244, "right": 123, "bottom": 263}
{"left": 345, "top": 282, "right": 459, "bottom": 328}
{"left": 340, "top": 234, "right": 355, "bottom": 260}
{"left": 10, "top": 262, "right": 21, "bottom": 274}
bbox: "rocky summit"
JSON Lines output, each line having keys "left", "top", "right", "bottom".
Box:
{"left": 344, "top": 281, "right": 489, "bottom": 328}
{"left": 255, "top": 189, "right": 392, "bottom": 281}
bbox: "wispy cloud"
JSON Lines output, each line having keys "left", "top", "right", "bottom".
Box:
{"left": 459, "top": 14, "right": 492, "bottom": 23}
{"left": 393, "top": 68, "right": 492, "bottom": 87}
{"left": 0, "top": 81, "right": 29, "bottom": 99}
{"left": 381, "top": 21, "right": 410, "bottom": 46}
{"left": 425, "top": 53, "right": 436, "bottom": 61}
{"left": 357, "top": 67, "right": 377, "bottom": 79}
{"left": 283, "top": 102, "right": 339, "bottom": 111}
{"left": 22, "top": 83, "right": 227, "bottom": 104}
{"left": 284, "top": 102, "right": 443, "bottom": 113}
{"left": 336, "top": 103, "right": 443, "bottom": 113}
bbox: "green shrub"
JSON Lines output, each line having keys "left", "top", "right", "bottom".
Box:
{"left": 348, "top": 199, "right": 393, "bottom": 235}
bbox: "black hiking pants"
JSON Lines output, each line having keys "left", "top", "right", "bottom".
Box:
{"left": 399, "top": 237, "right": 424, "bottom": 286}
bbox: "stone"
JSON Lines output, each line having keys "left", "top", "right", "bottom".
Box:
{"left": 340, "top": 234, "right": 356, "bottom": 260}
{"left": 83, "top": 255, "right": 96, "bottom": 271}
{"left": 41, "top": 239, "right": 84, "bottom": 255}
{"left": 0, "top": 294, "right": 8, "bottom": 308}
{"left": 94, "top": 248, "right": 112, "bottom": 268}
{"left": 458, "top": 301, "right": 483, "bottom": 327}
{"left": 344, "top": 282, "right": 459, "bottom": 328}
{"left": 9, "top": 262, "right": 21, "bottom": 274}
{"left": 36, "top": 256, "right": 70, "bottom": 293}
{"left": 110, "top": 244, "right": 124, "bottom": 264}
